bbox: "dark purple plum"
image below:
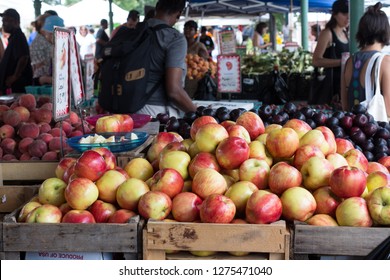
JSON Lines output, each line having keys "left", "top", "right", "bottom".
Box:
{"left": 305, "top": 119, "right": 317, "bottom": 129}
{"left": 300, "top": 107, "right": 314, "bottom": 118}
{"left": 353, "top": 113, "right": 369, "bottom": 128}
{"left": 332, "top": 111, "right": 345, "bottom": 119}
{"left": 360, "top": 139, "right": 374, "bottom": 152}
{"left": 283, "top": 102, "right": 297, "bottom": 115}
{"left": 375, "top": 152, "right": 389, "bottom": 162}
{"left": 312, "top": 111, "right": 328, "bottom": 126}
{"left": 350, "top": 130, "right": 367, "bottom": 146}
{"left": 375, "top": 128, "right": 390, "bottom": 140}
{"left": 361, "top": 122, "right": 378, "bottom": 138}
{"left": 326, "top": 116, "right": 339, "bottom": 127}
{"left": 351, "top": 104, "right": 367, "bottom": 115}
{"left": 339, "top": 115, "right": 353, "bottom": 130}
{"left": 330, "top": 125, "right": 346, "bottom": 138}
{"left": 196, "top": 106, "right": 206, "bottom": 116}
{"left": 258, "top": 105, "right": 273, "bottom": 120}
{"left": 183, "top": 111, "right": 197, "bottom": 124}
{"left": 364, "top": 150, "right": 375, "bottom": 162}
{"left": 156, "top": 113, "right": 170, "bottom": 124}
{"left": 374, "top": 137, "right": 387, "bottom": 147}
{"left": 165, "top": 118, "right": 180, "bottom": 132}
{"left": 292, "top": 111, "right": 306, "bottom": 121}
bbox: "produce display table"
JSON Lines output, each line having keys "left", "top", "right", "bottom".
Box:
{"left": 0, "top": 162, "right": 58, "bottom": 185}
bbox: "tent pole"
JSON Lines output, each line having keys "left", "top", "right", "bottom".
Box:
{"left": 349, "top": 0, "right": 364, "bottom": 54}
{"left": 301, "top": 0, "right": 309, "bottom": 51}
{"left": 108, "top": 0, "right": 114, "bottom": 33}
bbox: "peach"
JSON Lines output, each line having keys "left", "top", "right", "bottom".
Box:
{"left": 55, "top": 121, "right": 73, "bottom": 137}
{"left": 13, "top": 106, "right": 30, "bottom": 122}
{"left": 18, "top": 93, "right": 37, "bottom": 110}
{"left": 69, "top": 111, "right": 80, "bottom": 125}
{"left": 49, "top": 136, "right": 68, "bottom": 152}
{"left": 0, "top": 104, "right": 10, "bottom": 121}
{"left": 18, "top": 137, "right": 34, "bottom": 153}
{"left": 68, "top": 130, "right": 83, "bottom": 137}
{"left": 38, "top": 133, "right": 54, "bottom": 145}
{"left": 9, "top": 102, "right": 19, "bottom": 109}
{"left": 37, "top": 96, "right": 51, "bottom": 108}
{"left": 2, "top": 110, "right": 21, "bottom": 127}
{"left": 48, "top": 127, "right": 62, "bottom": 137}
{"left": 19, "top": 152, "right": 32, "bottom": 161}
{"left": 18, "top": 122, "right": 40, "bottom": 139}
{"left": 41, "top": 151, "right": 58, "bottom": 161}
{"left": 1, "top": 137, "right": 17, "bottom": 154}
{"left": 0, "top": 124, "right": 15, "bottom": 139}
{"left": 34, "top": 108, "right": 52, "bottom": 123}
{"left": 38, "top": 122, "right": 52, "bottom": 134}
{"left": 28, "top": 139, "right": 48, "bottom": 158}
{"left": 40, "top": 102, "right": 53, "bottom": 111}
{"left": 0, "top": 147, "right": 3, "bottom": 158}
{"left": 2, "top": 154, "right": 17, "bottom": 161}
{"left": 75, "top": 121, "right": 92, "bottom": 134}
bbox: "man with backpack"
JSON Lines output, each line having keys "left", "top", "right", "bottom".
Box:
{"left": 98, "top": 0, "right": 197, "bottom": 117}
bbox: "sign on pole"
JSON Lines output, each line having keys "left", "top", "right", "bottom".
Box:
{"left": 69, "top": 31, "right": 84, "bottom": 107}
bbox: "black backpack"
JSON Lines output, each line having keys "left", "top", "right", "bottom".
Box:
{"left": 98, "top": 22, "right": 170, "bottom": 113}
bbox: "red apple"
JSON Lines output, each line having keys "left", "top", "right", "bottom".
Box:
{"left": 62, "top": 209, "right": 96, "bottom": 223}
{"left": 366, "top": 171, "right": 390, "bottom": 194}
{"left": 195, "top": 123, "right": 229, "bottom": 153}
{"left": 215, "top": 136, "right": 250, "bottom": 170}
{"left": 95, "top": 115, "right": 121, "bottom": 133}
{"left": 268, "top": 161, "right": 302, "bottom": 195}
{"left": 159, "top": 150, "right": 191, "bottom": 180}
{"left": 235, "top": 111, "right": 265, "bottom": 140}
{"left": 224, "top": 181, "right": 258, "bottom": 214}
{"left": 190, "top": 115, "right": 218, "bottom": 140}
{"left": 326, "top": 152, "right": 349, "bottom": 169}
{"left": 248, "top": 140, "right": 273, "bottom": 167}
{"left": 283, "top": 119, "right": 312, "bottom": 139}
{"left": 343, "top": 148, "right": 369, "bottom": 172}
{"left": 137, "top": 190, "right": 172, "bottom": 220}
{"left": 95, "top": 169, "right": 127, "bottom": 203}
{"left": 149, "top": 168, "right": 184, "bottom": 199}
{"left": 88, "top": 200, "right": 117, "bottom": 223}
{"left": 335, "top": 138, "right": 355, "bottom": 155}
{"left": 188, "top": 152, "right": 220, "bottom": 179}
{"left": 146, "top": 132, "right": 179, "bottom": 162}
{"left": 299, "top": 129, "right": 330, "bottom": 156}
{"left": 293, "top": 144, "right": 325, "bottom": 171}
{"left": 312, "top": 186, "right": 342, "bottom": 217}
{"left": 74, "top": 150, "right": 107, "bottom": 182}
{"left": 367, "top": 161, "right": 389, "bottom": 174}
{"left": 300, "top": 156, "right": 334, "bottom": 191}
{"left": 306, "top": 214, "right": 339, "bottom": 226}
{"left": 192, "top": 168, "right": 228, "bottom": 199}
{"left": 116, "top": 178, "right": 150, "bottom": 211}
{"left": 25, "top": 204, "right": 62, "bottom": 223}
{"left": 64, "top": 177, "right": 99, "bottom": 210}
{"left": 108, "top": 209, "right": 137, "bottom": 223}
{"left": 171, "top": 192, "right": 202, "bottom": 222}
{"left": 246, "top": 190, "right": 283, "bottom": 224}
{"left": 378, "top": 155, "right": 390, "bottom": 172}
{"left": 17, "top": 201, "right": 42, "bottom": 222}
{"left": 112, "top": 114, "right": 134, "bottom": 132}
{"left": 266, "top": 127, "right": 299, "bottom": 159}
{"left": 55, "top": 157, "right": 77, "bottom": 181}
{"left": 366, "top": 186, "right": 390, "bottom": 226}
{"left": 92, "top": 147, "right": 117, "bottom": 170}
{"left": 238, "top": 158, "right": 270, "bottom": 190}
{"left": 199, "top": 194, "right": 236, "bottom": 223}
{"left": 335, "top": 197, "right": 373, "bottom": 227}
{"left": 226, "top": 124, "right": 251, "bottom": 143}
{"left": 280, "top": 186, "right": 317, "bottom": 222}
{"left": 123, "top": 157, "right": 154, "bottom": 181}
{"left": 315, "top": 126, "right": 337, "bottom": 155}
{"left": 329, "top": 166, "right": 367, "bottom": 198}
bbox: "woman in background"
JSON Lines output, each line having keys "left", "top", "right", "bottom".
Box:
{"left": 252, "top": 22, "right": 272, "bottom": 53}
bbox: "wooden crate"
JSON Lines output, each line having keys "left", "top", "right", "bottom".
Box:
{"left": 1, "top": 209, "right": 145, "bottom": 260}
{"left": 292, "top": 222, "right": 390, "bottom": 259}
{"left": 143, "top": 220, "right": 290, "bottom": 260}
{"left": 0, "top": 161, "right": 58, "bottom": 185}
{"left": 116, "top": 135, "right": 155, "bottom": 169}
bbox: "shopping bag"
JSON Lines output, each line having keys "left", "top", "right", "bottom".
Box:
{"left": 193, "top": 72, "right": 218, "bottom": 101}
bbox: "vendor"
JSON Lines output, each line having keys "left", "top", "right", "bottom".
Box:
{"left": 184, "top": 20, "right": 209, "bottom": 60}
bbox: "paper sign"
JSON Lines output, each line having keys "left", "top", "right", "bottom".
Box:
{"left": 217, "top": 54, "right": 241, "bottom": 93}
{"left": 53, "top": 27, "right": 71, "bottom": 121}
{"left": 70, "top": 32, "right": 84, "bottom": 107}
{"left": 84, "top": 54, "right": 95, "bottom": 101}
{"left": 218, "top": 30, "right": 236, "bottom": 55}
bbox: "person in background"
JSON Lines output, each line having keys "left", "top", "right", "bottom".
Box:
{"left": 28, "top": 21, "right": 37, "bottom": 45}
{"left": 236, "top": 25, "right": 243, "bottom": 46}
{"left": 134, "top": 0, "right": 197, "bottom": 117}
{"left": 312, "top": 0, "right": 349, "bottom": 104}
{"left": 252, "top": 22, "right": 272, "bottom": 52}
{"left": 95, "top": 19, "right": 109, "bottom": 60}
{"left": 76, "top": 25, "right": 96, "bottom": 60}
{"left": 44, "top": 10, "right": 58, "bottom": 16}
{"left": 184, "top": 20, "right": 209, "bottom": 60}
{"left": 0, "top": 9, "right": 33, "bottom": 94}
{"left": 310, "top": 24, "right": 321, "bottom": 52}
{"left": 199, "top": 26, "right": 214, "bottom": 57}
{"left": 110, "top": 10, "right": 140, "bottom": 39}
{"left": 0, "top": 28, "right": 5, "bottom": 62}
{"left": 30, "top": 15, "right": 64, "bottom": 86}
{"left": 341, "top": 2, "right": 390, "bottom": 116}
{"left": 144, "top": 5, "right": 155, "bottom": 22}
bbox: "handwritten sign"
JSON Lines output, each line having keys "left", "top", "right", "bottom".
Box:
{"left": 217, "top": 54, "right": 241, "bottom": 93}
{"left": 70, "top": 31, "right": 84, "bottom": 107}
{"left": 53, "top": 27, "right": 71, "bottom": 121}
{"left": 84, "top": 54, "right": 95, "bottom": 101}
{"left": 218, "top": 30, "right": 236, "bottom": 55}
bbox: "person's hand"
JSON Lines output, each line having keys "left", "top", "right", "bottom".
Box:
{"left": 5, "top": 75, "right": 17, "bottom": 87}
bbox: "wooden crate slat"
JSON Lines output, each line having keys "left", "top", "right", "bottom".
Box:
{"left": 0, "top": 185, "right": 39, "bottom": 213}
{"left": 294, "top": 224, "right": 390, "bottom": 256}
{"left": 0, "top": 162, "right": 57, "bottom": 182}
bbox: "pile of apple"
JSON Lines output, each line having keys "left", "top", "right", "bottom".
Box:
{"left": 0, "top": 93, "right": 93, "bottom": 161}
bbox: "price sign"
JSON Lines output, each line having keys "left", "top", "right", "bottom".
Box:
{"left": 218, "top": 30, "right": 236, "bottom": 55}
{"left": 70, "top": 31, "right": 84, "bottom": 107}
{"left": 84, "top": 54, "right": 95, "bottom": 101}
{"left": 217, "top": 54, "right": 241, "bottom": 93}
{"left": 53, "top": 27, "right": 71, "bottom": 122}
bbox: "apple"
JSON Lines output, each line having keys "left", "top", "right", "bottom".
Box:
{"left": 299, "top": 129, "right": 330, "bottom": 156}
{"left": 300, "top": 156, "right": 334, "bottom": 191}
{"left": 188, "top": 141, "right": 201, "bottom": 158}
{"left": 283, "top": 119, "right": 312, "bottom": 139}
{"left": 266, "top": 127, "right": 299, "bottom": 159}
{"left": 235, "top": 111, "right": 265, "bottom": 140}
{"left": 366, "top": 186, "right": 390, "bottom": 225}
{"left": 88, "top": 199, "right": 117, "bottom": 223}
{"left": 25, "top": 204, "right": 62, "bottom": 223}
{"left": 190, "top": 115, "right": 218, "bottom": 140}
{"left": 195, "top": 123, "right": 229, "bottom": 154}
{"left": 329, "top": 166, "right": 367, "bottom": 198}
{"left": 238, "top": 158, "right": 270, "bottom": 190}
{"left": 64, "top": 177, "right": 99, "bottom": 210}
{"left": 149, "top": 168, "right": 184, "bottom": 199}
{"left": 159, "top": 150, "right": 191, "bottom": 180}
{"left": 73, "top": 150, "right": 107, "bottom": 182}
{"left": 17, "top": 201, "right": 42, "bottom": 222}
{"left": 220, "top": 120, "right": 236, "bottom": 130}
{"left": 95, "top": 115, "right": 121, "bottom": 133}
{"left": 115, "top": 166, "right": 130, "bottom": 179}
{"left": 221, "top": 168, "right": 240, "bottom": 182}
{"left": 335, "top": 138, "right": 355, "bottom": 155}
{"left": 158, "top": 142, "right": 187, "bottom": 164}
{"left": 137, "top": 190, "right": 172, "bottom": 220}
{"left": 123, "top": 157, "right": 154, "bottom": 181}
{"left": 268, "top": 161, "right": 302, "bottom": 195}
{"left": 343, "top": 148, "right": 369, "bottom": 172}
{"left": 116, "top": 178, "right": 150, "bottom": 211}
{"left": 192, "top": 168, "right": 228, "bottom": 199}
{"left": 199, "top": 194, "right": 236, "bottom": 223}
{"left": 226, "top": 124, "right": 251, "bottom": 143}
{"left": 62, "top": 162, "right": 76, "bottom": 184}
{"left": 146, "top": 132, "right": 179, "bottom": 162}
{"left": 366, "top": 171, "right": 390, "bottom": 194}
{"left": 255, "top": 133, "right": 268, "bottom": 144}
{"left": 335, "top": 197, "right": 373, "bottom": 227}
{"left": 95, "top": 169, "right": 127, "bottom": 203}
{"left": 181, "top": 138, "right": 194, "bottom": 151}
{"left": 38, "top": 177, "right": 67, "bottom": 206}
{"left": 326, "top": 152, "right": 349, "bottom": 169}
{"left": 188, "top": 152, "right": 220, "bottom": 179}
{"left": 293, "top": 144, "right": 324, "bottom": 171}
{"left": 111, "top": 114, "right": 134, "bottom": 132}
{"left": 59, "top": 202, "right": 72, "bottom": 215}
{"left": 215, "top": 136, "right": 250, "bottom": 170}
{"left": 189, "top": 250, "right": 217, "bottom": 257}
{"left": 246, "top": 190, "right": 283, "bottom": 224}
{"left": 171, "top": 192, "right": 202, "bottom": 222}
{"left": 248, "top": 140, "right": 273, "bottom": 167}
{"left": 280, "top": 186, "right": 317, "bottom": 222}
{"left": 306, "top": 214, "right": 339, "bottom": 226}
{"left": 264, "top": 124, "right": 282, "bottom": 134}
{"left": 224, "top": 181, "right": 258, "bottom": 214}
{"left": 62, "top": 209, "right": 96, "bottom": 223}
{"left": 378, "top": 155, "right": 390, "bottom": 173}
{"left": 315, "top": 126, "right": 337, "bottom": 155}
{"left": 92, "top": 147, "right": 117, "bottom": 170}
{"left": 312, "top": 186, "right": 342, "bottom": 217}
{"left": 367, "top": 162, "right": 389, "bottom": 174}
{"left": 55, "top": 157, "right": 77, "bottom": 181}
{"left": 108, "top": 209, "right": 137, "bottom": 223}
